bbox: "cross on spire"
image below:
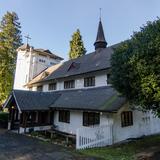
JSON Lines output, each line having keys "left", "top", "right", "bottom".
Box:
{"left": 99, "top": 8, "right": 102, "bottom": 21}
{"left": 24, "top": 34, "right": 31, "bottom": 44}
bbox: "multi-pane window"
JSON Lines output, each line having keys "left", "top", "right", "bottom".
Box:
{"left": 49, "top": 83, "right": 56, "bottom": 91}
{"left": 37, "top": 85, "right": 43, "bottom": 91}
{"left": 64, "top": 80, "right": 75, "bottom": 89}
{"left": 59, "top": 110, "right": 70, "bottom": 123}
{"left": 121, "top": 111, "right": 133, "bottom": 127}
{"left": 107, "top": 74, "right": 112, "bottom": 85}
{"left": 83, "top": 112, "right": 100, "bottom": 126}
{"left": 50, "top": 62, "right": 55, "bottom": 65}
{"left": 84, "top": 76, "right": 95, "bottom": 87}
{"left": 39, "top": 59, "right": 46, "bottom": 63}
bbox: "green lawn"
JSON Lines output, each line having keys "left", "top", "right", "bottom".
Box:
{"left": 78, "top": 135, "right": 160, "bottom": 160}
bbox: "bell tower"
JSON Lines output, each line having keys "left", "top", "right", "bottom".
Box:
{"left": 13, "top": 43, "right": 63, "bottom": 90}
{"left": 94, "top": 11, "right": 107, "bottom": 50}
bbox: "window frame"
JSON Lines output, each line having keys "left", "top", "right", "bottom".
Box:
{"left": 121, "top": 111, "right": 133, "bottom": 127}
{"left": 84, "top": 76, "right": 95, "bottom": 87}
{"left": 83, "top": 112, "right": 100, "bottom": 126}
{"left": 59, "top": 110, "right": 70, "bottom": 123}
{"left": 37, "top": 85, "right": 43, "bottom": 91}
{"left": 64, "top": 80, "right": 75, "bottom": 89}
{"left": 48, "top": 83, "right": 57, "bottom": 91}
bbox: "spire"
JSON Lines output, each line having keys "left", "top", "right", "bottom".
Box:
{"left": 94, "top": 19, "right": 107, "bottom": 50}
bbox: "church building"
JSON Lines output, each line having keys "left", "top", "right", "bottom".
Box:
{"left": 3, "top": 20, "right": 160, "bottom": 149}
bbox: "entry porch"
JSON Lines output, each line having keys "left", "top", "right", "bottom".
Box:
{"left": 7, "top": 105, "right": 53, "bottom": 133}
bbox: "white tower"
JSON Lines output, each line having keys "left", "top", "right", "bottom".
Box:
{"left": 13, "top": 44, "right": 63, "bottom": 90}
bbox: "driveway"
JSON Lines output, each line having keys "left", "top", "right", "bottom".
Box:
{"left": 0, "top": 129, "right": 95, "bottom": 160}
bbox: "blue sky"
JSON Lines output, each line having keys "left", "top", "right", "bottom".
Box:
{"left": 0, "top": 0, "right": 159, "bottom": 60}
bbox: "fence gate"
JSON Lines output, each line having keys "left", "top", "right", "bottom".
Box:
{"left": 76, "top": 124, "right": 113, "bottom": 149}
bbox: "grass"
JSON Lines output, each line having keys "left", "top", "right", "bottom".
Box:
{"left": 78, "top": 134, "right": 160, "bottom": 160}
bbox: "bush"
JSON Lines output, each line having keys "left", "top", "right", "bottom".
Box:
{"left": 0, "top": 112, "right": 8, "bottom": 128}
{"left": 0, "top": 112, "right": 8, "bottom": 121}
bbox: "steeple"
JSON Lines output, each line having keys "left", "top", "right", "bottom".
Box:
{"left": 94, "top": 20, "right": 107, "bottom": 50}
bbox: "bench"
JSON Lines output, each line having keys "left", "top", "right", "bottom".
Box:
{"left": 46, "top": 128, "right": 76, "bottom": 144}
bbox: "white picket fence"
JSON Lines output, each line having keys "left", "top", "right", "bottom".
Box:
{"left": 76, "top": 124, "right": 113, "bottom": 149}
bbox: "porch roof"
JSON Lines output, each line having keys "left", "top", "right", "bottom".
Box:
{"left": 4, "top": 90, "right": 60, "bottom": 111}
{"left": 4, "top": 86, "right": 126, "bottom": 112}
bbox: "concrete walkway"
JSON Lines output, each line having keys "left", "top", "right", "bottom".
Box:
{"left": 0, "top": 130, "right": 95, "bottom": 160}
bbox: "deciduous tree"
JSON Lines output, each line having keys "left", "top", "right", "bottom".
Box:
{"left": 111, "top": 19, "right": 160, "bottom": 116}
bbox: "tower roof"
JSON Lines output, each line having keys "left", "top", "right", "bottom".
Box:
{"left": 94, "top": 20, "right": 107, "bottom": 50}
{"left": 17, "top": 43, "right": 30, "bottom": 51}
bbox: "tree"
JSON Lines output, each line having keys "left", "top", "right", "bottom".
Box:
{"left": 111, "top": 18, "right": 160, "bottom": 116}
{"left": 69, "top": 29, "right": 86, "bottom": 59}
{"left": 0, "top": 11, "right": 22, "bottom": 106}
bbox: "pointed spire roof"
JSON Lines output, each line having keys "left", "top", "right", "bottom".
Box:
{"left": 94, "top": 20, "right": 107, "bottom": 50}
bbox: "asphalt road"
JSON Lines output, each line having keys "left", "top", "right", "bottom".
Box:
{"left": 0, "top": 129, "right": 96, "bottom": 160}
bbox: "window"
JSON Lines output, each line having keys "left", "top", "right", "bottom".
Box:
{"left": 107, "top": 74, "right": 112, "bottom": 85}
{"left": 64, "top": 80, "right": 75, "bottom": 89}
{"left": 39, "top": 59, "right": 46, "bottom": 63}
{"left": 49, "top": 83, "right": 56, "bottom": 90}
{"left": 37, "top": 85, "right": 43, "bottom": 91}
{"left": 50, "top": 62, "right": 55, "bottom": 65}
{"left": 121, "top": 111, "right": 133, "bottom": 127}
{"left": 29, "top": 87, "right": 32, "bottom": 91}
{"left": 84, "top": 76, "right": 95, "bottom": 87}
{"left": 59, "top": 110, "right": 70, "bottom": 123}
{"left": 83, "top": 112, "right": 100, "bottom": 126}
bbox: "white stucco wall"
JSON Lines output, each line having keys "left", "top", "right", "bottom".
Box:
{"left": 14, "top": 50, "right": 31, "bottom": 90}
{"left": 54, "top": 110, "right": 83, "bottom": 134}
{"left": 53, "top": 110, "right": 113, "bottom": 135}
{"left": 14, "top": 48, "right": 61, "bottom": 90}
{"left": 113, "top": 105, "right": 160, "bottom": 143}
{"left": 57, "top": 81, "right": 64, "bottom": 90}
{"left": 53, "top": 107, "right": 160, "bottom": 144}
{"left": 75, "top": 78, "right": 84, "bottom": 89}
{"left": 34, "top": 72, "right": 109, "bottom": 91}
{"left": 43, "top": 84, "right": 48, "bottom": 91}
{"left": 95, "top": 74, "right": 107, "bottom": 87}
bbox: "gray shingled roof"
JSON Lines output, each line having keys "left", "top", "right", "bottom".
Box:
{"left": 94, "top": 20, "right": 107, "bottom": 49}
{"left": 40, "top": 46, "right": 115, "bottom": 82}
{"left": 12, "top": 90, "right": 60, "bottom": 111}
{"left": 17, "top": 44, "right": 63, "bottom": 60}
{"left": 4, "top": 86, "right": 126, "bottom": 112}
{"left": 51, "top": 86, "right": 126, "bottom": 112}
{"left": 34, "top": 48, "right": 64, "bottom": 60}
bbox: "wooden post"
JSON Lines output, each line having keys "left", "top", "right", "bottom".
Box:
{"left": 24, "top": 112, "right": 28, "bottom": 133}
{"left": 66, "top": 137, "right": 69, "bottom": 145}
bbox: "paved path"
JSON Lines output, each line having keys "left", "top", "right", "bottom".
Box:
{"left": 0, "top": 130, "right": 95, "bottom": 160}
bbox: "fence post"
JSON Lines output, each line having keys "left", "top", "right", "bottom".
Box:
{"left": 76, "top": 128, "right": 79, "bottom": 149}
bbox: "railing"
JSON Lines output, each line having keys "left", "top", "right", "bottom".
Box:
{"left": 76, "top": 124, "right": 113, "bottom": 149}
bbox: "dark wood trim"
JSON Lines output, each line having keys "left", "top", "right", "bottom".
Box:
{"left": 50, "top": 107, "right": 117, "bottom": 113}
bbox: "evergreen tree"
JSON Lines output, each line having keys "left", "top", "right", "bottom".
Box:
{"left": 69, "top": 29, "right": 86, "bottom": 59}
{"left": 0, "top": 11, "right": 22, "bottom": 106}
